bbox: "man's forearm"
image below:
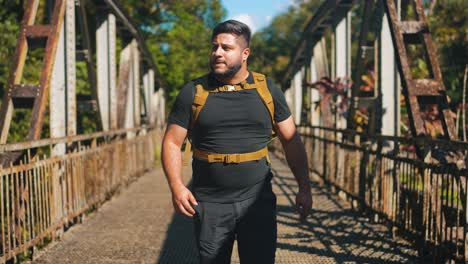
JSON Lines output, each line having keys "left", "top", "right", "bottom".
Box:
{"left": 281, "top": 132, "right": 310, "bottom": 190}
{"left": 161, "top": 140, "right": 185, "bottom": 192}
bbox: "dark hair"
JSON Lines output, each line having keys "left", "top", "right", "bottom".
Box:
{"left": 212, "top": 20, "right": 251, "bottom": 47}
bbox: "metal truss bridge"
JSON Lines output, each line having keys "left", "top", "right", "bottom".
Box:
{"left": 0, "top": 0, "right": 466, "bottom": 263}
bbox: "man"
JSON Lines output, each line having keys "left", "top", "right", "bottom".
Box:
{"left": 161, "top": 20, "right": 312, "bottom": 264}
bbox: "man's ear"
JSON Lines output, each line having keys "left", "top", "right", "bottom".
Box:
{"left": 242, "top": 48, "right": 250, "bottom": 62}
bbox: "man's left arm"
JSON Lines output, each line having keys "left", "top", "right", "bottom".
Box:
{"left": 274, "top": 116, "right": 312, "bottom": 219}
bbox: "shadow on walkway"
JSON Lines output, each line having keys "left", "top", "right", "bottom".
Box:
{"left": 156, "top": 156, "right": 419, "bottom": 263}
{"left": 157, "top": 180, "right": 198, "bottom": 263}
{"left": 272, "top": 159, "right": 419, "bottom": 263}
{"left": 157, "top": 212, "right": 199, "bottom": 264}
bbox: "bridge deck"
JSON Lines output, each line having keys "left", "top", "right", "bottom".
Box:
{"left": 30, "top": 155, "right": 418, "bottom": 263}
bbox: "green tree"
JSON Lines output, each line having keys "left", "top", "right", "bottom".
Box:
{"left": 121, "top": 0, "right": 226, "bottom": 106}
{"left": 249, "top": 1, "right": 322, "bottom": 85}
{"left": 428, "top": 0, "right": 468, "bottom": 102}
{"left": 0, "top": 0, "right": 50, "bottom": 142}
{"left": 0, "top": 0, "right": 23, "bottom": 97}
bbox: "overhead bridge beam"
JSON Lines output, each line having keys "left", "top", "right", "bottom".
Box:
{"left": 0, "top": 0, "right": 167, "bottom": 166}
{"left": 283, "top": 0, "right": 356, "bottom": 86}
{"left": 100, "top": 0, "right": 165, "bottom": 89}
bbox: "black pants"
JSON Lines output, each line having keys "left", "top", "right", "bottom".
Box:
{"left": 193, "top": 183, "right": 277, "bottom": 264}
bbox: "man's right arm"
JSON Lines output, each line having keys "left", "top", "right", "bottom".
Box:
{"left": 161, "top": 124, "right": 198, "bottom": 217}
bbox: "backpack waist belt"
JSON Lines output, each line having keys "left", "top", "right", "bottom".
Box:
{"left": 193, "top": 147, "right": 268, "bottom": 164}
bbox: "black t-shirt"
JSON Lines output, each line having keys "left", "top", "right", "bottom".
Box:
{"left": 168, "top": 71, "right": 291, "bottom": 203}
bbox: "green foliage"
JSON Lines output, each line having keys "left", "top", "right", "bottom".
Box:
{"left": 121, "top": 0, "right": 226, "bottom": 107}
{"left": 76, "top": 61, "right": 90, "bottom": 95}
{"left": 249, "top": 1, "right": 322, "bottom": 85}
{"left": 0, "top": 20, "right": 18, "bottom": 95}
{"left": 0, "top": 1, "right": 49, "bottom": 143}
{"left": 0, "top": 0, "right": 22, "bottom": 97}
{"left": 428, "top": 0, "right": 468, "bottom": 102}
{"left": 0, "top": 0, "right": 465, "bottom": 139}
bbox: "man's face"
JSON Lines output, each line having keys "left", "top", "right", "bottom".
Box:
{"left": 210, "top": 33, "right": 249, "bottom": 79}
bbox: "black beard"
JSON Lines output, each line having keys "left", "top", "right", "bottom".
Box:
{"left": 211, "top": 62, "right": 242, "bottom": 80}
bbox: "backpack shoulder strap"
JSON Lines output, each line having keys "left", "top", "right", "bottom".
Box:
{"left": 184, "top": 77, "right": 209, "bottom": 165}
{"left": 250, "top": 72, "right": 275, "bottom": 127}
{"left": 191, "top": 84, "right": 209, "bottom": 131}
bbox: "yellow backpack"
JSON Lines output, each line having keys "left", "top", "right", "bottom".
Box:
{"left": 184, "top": 72, "right": 276, "bottom": 164}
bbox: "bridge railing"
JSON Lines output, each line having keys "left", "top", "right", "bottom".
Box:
{"left": 0, "top": 126, "right": 164, "bottom": 263}
{"left": 272, "top": 125, "right": 468, "bottom": 262}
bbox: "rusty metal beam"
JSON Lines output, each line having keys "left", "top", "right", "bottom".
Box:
{"left": 410, "top": 79, "right": 442, "bottom": 95}
{"left": 96, "top": 12, "right": 117, "bottom": 131}
{"left": 0, "top": 0, "right": 41, "bottom": 144}
{"left": 0, "top": 0, "right": 66, "bottom": 167}
{"left": 0, "top": 126, "right": 149, "bottom": 153}
{"left": 117, "top": 44, "right": 132, "bottom": 129}
{"left": 383, "top": 0, "right": 456, "bottom": 140}
{"left": 11, "top": 84, "right": 40, "bottom": 100}
{"left": 101, "top": 0, "right": 166, "bottom": 90}
{"left": 142, "top": 69, "right": 155, "bottom": 124}
{"left": 50, "top": 0, "right": 77, "bottom": 157}
{"left": 0, "top": 0, "right": 166, "bottom": 163}
{"left": 398, "top": 21, "right": 428, "bottom": 34}
{"left": 346, "top": 0, "right": 376, "bottom": 131}
{"left": 76, "top": 0, "right": 103, "bottom": 132}
{"left": 131, "top": 40, "right": 141, "bottom": 127}
{"left": 283, "top": 0, "right": 356, "bottom": 86}
{"left": 383, "top": 0, "right": 426, "bottom": 137}
{"left": 25, "top": 25, "right": 52, "bottom": 38}
{"left": 65, "top": 0, "right": 76, "bottom": 137}
{"left": 28, "top": 0, "right": 66, "bottom": 141}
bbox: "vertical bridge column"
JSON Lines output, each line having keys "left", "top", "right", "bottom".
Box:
{"left": 117, "top": 40, "right": 140, "bottom": 134}
{"left": 379, "top": 1, "right": 401, "bottom": 224}
{"left": 143, "top": 69, "right": 155, "bottom": 125}
{"left": 333, "top": 12, "right": 351, "bottom": 186}
{"left": 310, "top": 38, "right": 329, "bottom": 132}
{"left": 333, "top": 11, "right": 351, "bottom": 130}
{"left": 334, "top": 12, "right": 351, "bottom": 80}
{"left": 132, "top": 40, "right": 141, "bottom": 127}
{"left": 49, "top": 0, "right": 75, "bottom": 237}
{"left": 51, "top": 0, "right": 76, "bottom": 150}
{"left": 380, "top": 12, "right": 400, "bottom": 137}
{"left": 310, "top": 54, "right": 320, "bottom": 130}
{"left": 292, "top": 69, "right": 303, "bottom": 125}
{"left": 96, "top": 12, "right": 117, "bottom": 131}
{"left": 153, "top": 88, "right": 165, "bottom": 128}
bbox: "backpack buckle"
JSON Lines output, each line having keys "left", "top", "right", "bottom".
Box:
{"left": 224, "top": 154, "right": 240, "bottom": 164}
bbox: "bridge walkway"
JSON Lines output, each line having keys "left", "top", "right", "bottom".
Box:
{"left": 30, "top": 155, "right": 418, "bottom": 263}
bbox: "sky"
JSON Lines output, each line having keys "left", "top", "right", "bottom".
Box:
{"left": 222, "top": 0, "right": 295, "bottom": 34}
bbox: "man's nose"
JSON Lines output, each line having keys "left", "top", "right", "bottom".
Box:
{"left": 213, "top": 46, "right": 223, "bottom": 56}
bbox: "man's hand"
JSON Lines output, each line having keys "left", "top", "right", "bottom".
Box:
{"left": 171, "top": 183, "right": 198, "bottom": 217}
{"left": 162, "top": 124, "right": 197, "bottom": 217}
{"left": 275, "top": 116, "right": 312, "bottom": 221}
{"left": 296, "top": 186, "right": 312, "bottom": 221}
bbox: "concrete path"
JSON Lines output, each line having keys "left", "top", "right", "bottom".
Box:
{"left": 31, "top": 155, "right": 419, "bottom": 263}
